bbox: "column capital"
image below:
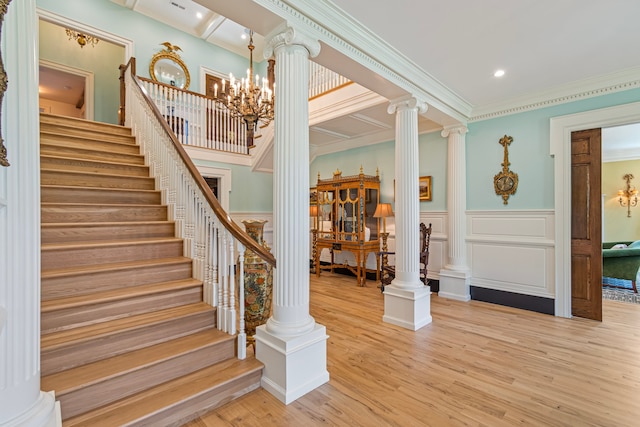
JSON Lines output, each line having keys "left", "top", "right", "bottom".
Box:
{"left": 387, "top": 96, "right": 428, "bottom": 115}
{"left": 441, "top": 125, "right": 468, "bottom": 138}
{"left": 264, "top": 24, "right": 321, "bottom": 59}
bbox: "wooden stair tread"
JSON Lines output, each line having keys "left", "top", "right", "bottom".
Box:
{"left": 63, "top": 357, "right": 263, "bottom": 427}
{"left": 41, "top": 256, "right": 192, "bottom": 279}
{"left": 40, "top": 113, "right": 132, "bottom": 134}
{"left": 40, "top": 129, "right": 136, "bottom": 145}
{"left": 41, "top": 278, "right": 202, "bottom": 313}
{"left": 41, "top": 237, "right": 182, "bottom": 251}
{"left": 42, "top": 220, "right": 173, "bottom": 228}
{"left": 41, "top": 202, "right": 162, "bottom": 208}
{"left": 41, "top": 184, "right": 158, "bottom": 194}
{"left": 41, "top": 329, "right": 231, "bottom": 394}
{"left": 41, "top": 303, "right": 213, "bottom": 351}
{"left": 40, "top": 167, "right": 154, "bottom": 181}
{"left": 41, "top": 154, "right": 144, "bottom": 167}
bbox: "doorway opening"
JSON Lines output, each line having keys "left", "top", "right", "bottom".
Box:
{"left": 39, "top": 61, "right": 94, "bottom": 120}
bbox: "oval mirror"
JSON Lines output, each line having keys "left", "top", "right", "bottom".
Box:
{"left": 149, "top": 46, "right": 190, "bottom": 90}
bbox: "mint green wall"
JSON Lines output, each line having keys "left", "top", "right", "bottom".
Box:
{"left": 467, "top": 88, "right": 640, "bottom": 210}
{"left": 310, "top": 131, "right": 448, "bottom": 211}
{"left": 193, "top": 159, "right": 273, "bottom": 212}
{"left": 37, "top": 0, "right": 259, "bottom": 94}
{"left": 602, "top": 160, "right": 640, "bottom": 243}
{"left": 39, "top": 20, "right": 123, "bottom": 124}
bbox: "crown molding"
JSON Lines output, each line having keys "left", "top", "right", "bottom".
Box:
{"left": 471, "top": 66, "right": 640, "bottom": 122}
{"left": 602, "top": 147, "right": 640, "bottom": 163}
{"left": 254, "top": 0, "right": 471, "bottom": 123}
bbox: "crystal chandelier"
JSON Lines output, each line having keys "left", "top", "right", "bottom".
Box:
{"left": 213, "top": 30, "right": 274, "bottom": 147}
{"left": 65, "top": 28, "right": 99, "bottom": 48}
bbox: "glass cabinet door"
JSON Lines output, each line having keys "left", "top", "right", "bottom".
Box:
{"left": 317, "top": 190, "right": 335, "bottom": 240}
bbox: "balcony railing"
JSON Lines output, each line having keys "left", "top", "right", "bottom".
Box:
{"left": 120, "top": 62, "right": 350, "bottom": 155}
{"left": 139, "top": 77, "right": 249, "bottom": 154}
{"left": 309, "top": 61, "right": 351, "bottom": 100}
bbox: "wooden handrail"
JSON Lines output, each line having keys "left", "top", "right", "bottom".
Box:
{"left": 120, "top": 57, "right": 276, "bottom": 267}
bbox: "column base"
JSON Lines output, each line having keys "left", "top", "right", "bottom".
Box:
{"left": 0, "top": 391, "right": 61, "bottom": 427}
{"left": 438, "top": 268, "right": 471, "bottom": 301}
{"left": 383, "top": 284, "right": 432, "bottom": 330}
{"left": 255, "top": 323, "right": 329, "bottom": 404}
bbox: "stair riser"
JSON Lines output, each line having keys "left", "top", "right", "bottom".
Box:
{"left": 133, "top": 371, "right": 262, "bottom": 427}
{"left": 40, "top": 115, "right": 132, "bottom": 136}
{"left": 41, "top": 134, "right": 140, "bottom": 155}
{"left": 41, "top": 144, "right": 145, "bottom": 165}
{"left": 41, "top": 261, "right": 193, "bottom": 301}
{"left": 42, "top": 286, "right": 203, "bottom": 334}
{"left": 41, "top": 311, "right": 216, "bottom": 376}
{"left": 41, "top": 156, "right": 149, "bottom": 177}
{"left": 42, "top": 223, "right": 175, "bottom": 244}
{"left": 41, "top": 205, "right": 167, "bottom": 224}
{"left": 40, "top": 123, "right": 135, "bottom": 142}
{"left": 57, "top": 339, "right": 234, "bottom": 420}
{"left": 42, "top": 241, "right": 183, "bottom": 271}
{"left": 41, "top": 187, "right": 161, "bottom": 205}
{"left": 41, "top": 170, "right": 156, "bottom": 190}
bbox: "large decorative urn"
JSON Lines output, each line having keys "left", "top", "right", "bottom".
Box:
{"left": 242, "top": 219, "right": 273, "bottom": 349}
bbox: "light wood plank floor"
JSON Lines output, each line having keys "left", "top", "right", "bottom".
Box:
{"left": 186, "top": 274, "right": 640, "bottom": 427}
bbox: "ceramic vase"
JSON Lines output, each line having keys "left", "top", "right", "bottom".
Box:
{"left": 242, "top": 219, "right": 273, "bottom": 348}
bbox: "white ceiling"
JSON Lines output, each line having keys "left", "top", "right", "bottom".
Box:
{"left": 94, "top": 1, "right": 639, "bottom": 155}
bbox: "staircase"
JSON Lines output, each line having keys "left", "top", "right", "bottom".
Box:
{"left": 39, "top": 113, "right": 262, "bottom": 426}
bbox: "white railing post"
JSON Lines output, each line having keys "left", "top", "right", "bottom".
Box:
{"left": 237, "top": 244, "right": 246, "bottom": 359}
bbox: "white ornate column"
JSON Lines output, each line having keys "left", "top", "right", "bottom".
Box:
{"left": 0, "top": 0, "right": 60, "bottom": 425}
{"left": 438, "top": 125, "right": 471, "bottom": 301}
{"left": 383, "top": 97, "right": 432, "bottom": 330}
{"left": 254, "top": 24, "right": 329, "bottom": 405}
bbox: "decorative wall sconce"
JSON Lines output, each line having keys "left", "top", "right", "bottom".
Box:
{"left": 618, "top": 173, "right": 638, "bottom": 217}
{"left": 65, "top": 28, "right": 99, "bottom": 48}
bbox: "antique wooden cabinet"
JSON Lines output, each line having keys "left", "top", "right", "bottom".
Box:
{"left": 312, "top": 167, "right": 380, "bottom": 285}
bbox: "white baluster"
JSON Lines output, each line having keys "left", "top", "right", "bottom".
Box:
{"left": 237, "top": 243, "right": 246, "bottom": 359}
{"left": 227, "top": 237, "right": 236, "bottom": 335}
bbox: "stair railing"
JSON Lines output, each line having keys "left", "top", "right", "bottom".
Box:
{"left": 120, "top": 57, "right": 275, "bottom": 360}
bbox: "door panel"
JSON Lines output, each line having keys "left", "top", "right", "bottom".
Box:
{"left": 571, "top": 128, "right": 602, "bottom": 321}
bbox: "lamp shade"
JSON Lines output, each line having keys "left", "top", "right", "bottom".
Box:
{"left": 373, "top": 203, "right": 394, "bottom": 218}
{"left": 309, "top": 205, "right": 319, "bottom": 217}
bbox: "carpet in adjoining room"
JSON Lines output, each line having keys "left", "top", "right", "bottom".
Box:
{"left": 602, "top": 286, "right": 640, "bottom": 304}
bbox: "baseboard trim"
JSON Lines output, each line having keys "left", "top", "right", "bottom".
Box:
{"left": 470, "top": 286, "right": 555, "bottom": 315}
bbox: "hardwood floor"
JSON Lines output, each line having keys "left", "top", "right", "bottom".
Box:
{"left": 186, "top": 274, "right": 640, "bottom": 426}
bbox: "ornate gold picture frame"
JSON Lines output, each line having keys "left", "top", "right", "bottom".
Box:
{"left": 419, "top": 176, "right": 432, "bottom": 201}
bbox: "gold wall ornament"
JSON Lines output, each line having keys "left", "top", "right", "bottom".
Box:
{"left": 493, "top": 135, "right": 518, "bottom": 204}
{"left": 0, "top": 0, "right": 11, "bottom": 167}
{"left": 149, "top": 42, "right": 190, "bottom": 90}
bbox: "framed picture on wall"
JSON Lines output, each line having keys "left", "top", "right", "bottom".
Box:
{"left": 419, "top": 176, "right": 432, "bottom": 201}
{"left": 310, "top": 187, "right": 318, "bottom": 205}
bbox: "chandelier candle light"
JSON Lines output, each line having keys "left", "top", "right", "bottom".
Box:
{"left": 213, "top": 30, "right": 274, "bottom": 148}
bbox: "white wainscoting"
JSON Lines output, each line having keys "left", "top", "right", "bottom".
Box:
{"left": 467, "top": 210, "right": 555, "bottom": 298}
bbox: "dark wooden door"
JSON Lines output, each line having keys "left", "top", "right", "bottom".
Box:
{"left": 571, "top": 128, "right": 602, "bottom": 321}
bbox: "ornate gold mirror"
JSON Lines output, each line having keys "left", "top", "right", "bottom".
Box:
{"left": 149, "top": 42, "right": 190, "bottom": 90}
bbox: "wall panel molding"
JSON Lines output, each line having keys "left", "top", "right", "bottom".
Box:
{"left": 467, "top": 210, "right": 555, "bottom": 298}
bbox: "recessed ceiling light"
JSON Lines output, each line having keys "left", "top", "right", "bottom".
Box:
{"left": 241, "top": 34, "right": 247, "bottom": 40}
{"left": 196, "top": 12, "right": 202, "bottom": 19}
{"left": 494, "top": 69, "right": 505, "bottom": 78}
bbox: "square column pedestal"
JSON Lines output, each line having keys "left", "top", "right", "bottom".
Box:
{"left": 438, "top": 269, "right": 471, "bottom": 301}
{"left": 383, "top": 285, "right": 432, "bottom": 330}
{"left": 255, "top": 324, "right": 329, "bottom": 404}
